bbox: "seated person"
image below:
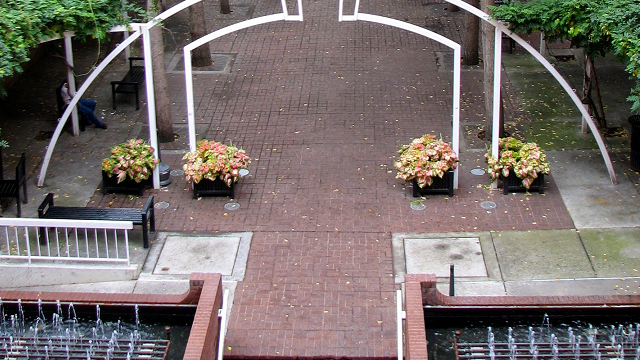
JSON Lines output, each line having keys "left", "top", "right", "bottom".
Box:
{"left": 60, "top": 82, "right": 107, "bottom": 129}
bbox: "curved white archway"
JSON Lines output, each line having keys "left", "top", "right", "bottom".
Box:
{"left": 37, "top": 0, "right": 297, "bottom": 187}
{"left": 338, "top": 0, "right": 616, "bottom": 185}
{"left": 39, "top": 0, "right": 617, "bottom": 187}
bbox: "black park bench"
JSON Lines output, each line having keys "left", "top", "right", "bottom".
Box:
{"left": 0, "top": 152, "right": 28, "bottom": 217}
{"left": 37, "top": 193, "right": 155, "bottom": 248}
{"left": 111, "top": 57, "right": 145, "bottom": 110}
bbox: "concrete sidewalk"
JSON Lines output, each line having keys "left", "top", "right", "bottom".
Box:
{"left": 0, "top": 0, "right": 639, "bottom": 357}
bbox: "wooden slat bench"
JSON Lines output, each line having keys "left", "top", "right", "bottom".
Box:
{"left": 37, "top": 193, "right": 155, "bottom": 248}
{"left": 111, "top": 57, "right": 145, "bottom": 110}
{"left": 0, "top": 152, "right": 28, "bottom": 217}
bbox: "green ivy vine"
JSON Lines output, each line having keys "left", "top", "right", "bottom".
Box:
{"left": 492, "top": 0, "right": 640, "bottom": 113}
{"left": 0, "top": 0, "right": 143, "bottom": 93}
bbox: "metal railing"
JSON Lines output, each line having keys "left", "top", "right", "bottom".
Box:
{"left": 0, "top": 218, "right": 133, "bottom": 265}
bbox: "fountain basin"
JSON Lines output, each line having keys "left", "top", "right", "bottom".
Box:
{"left": 0, "top": 272, "right": 223, "bottom": 360}
{"left": 404, "top": 274, "right": 640, "bottom": 360}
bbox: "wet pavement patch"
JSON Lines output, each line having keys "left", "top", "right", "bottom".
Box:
{"left": 492, "top": 229, "right": 595, "bottom": 281}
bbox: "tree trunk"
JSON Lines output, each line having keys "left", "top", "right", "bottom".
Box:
{"left": 189, "top": 2, "right": 213, "bottom": 67}
{"left": 147, "top": 0, "right": 175, "bottom": 143}
{"left": 481, "top": 0, "right": 504, "bottom": 141}
{"left": 462, "top": 0, "right": 480, "bottom": 66}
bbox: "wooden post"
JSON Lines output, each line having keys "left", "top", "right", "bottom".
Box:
{"left": 220, "top": 0, "right": 231, "bottom": 14}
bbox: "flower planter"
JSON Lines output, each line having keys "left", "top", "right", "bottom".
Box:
{"left": 102, "top": 171, "right": 150, "bottom": 195}
{"left": 192, "top": 178, "right": 235, "bottom": 199}
{"left": 501, "top": 171, "right": 545, "bottom": 195}
{"left": 412, "top": 170, "right": 454, "bottom": 197}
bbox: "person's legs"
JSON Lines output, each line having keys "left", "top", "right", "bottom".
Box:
{"left": 78, "top": 99, "right": 106, "bottom": 129}
{"left": 80, "top": 99, "right": 97, "bottom": 111}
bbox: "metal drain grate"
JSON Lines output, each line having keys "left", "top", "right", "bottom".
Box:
{"left": 224, "top": 202, "right": 240, "bottom": 211}
{"left": 154, "top": 201, "right": 170, "bottom": 210}
{"left": 0, "top": 335, "right": 170, "bottom": 359}
{"left": 480, "top": 201, "right": 497, "bottom": 210}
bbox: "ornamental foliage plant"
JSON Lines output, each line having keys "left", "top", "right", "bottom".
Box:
{"left": 485, "top": 137, "right": 551, "bottom": 189}
{"left": 102, "top": 139, "right": 158, "bottom": 183}
{"left": 183, "top": 140, "right": 251, "bottom": 187}
{"left": 394, "top": 134, "right": 459, "bottom": 188}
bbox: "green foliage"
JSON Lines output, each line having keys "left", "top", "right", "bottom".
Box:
{"left": 0, "top": 0, "right": 142, "bottom": 88}
{"left": 492, "top": 0, "right": 640, "bottom": 114}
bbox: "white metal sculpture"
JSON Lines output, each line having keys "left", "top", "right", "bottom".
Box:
{"left": 337, "top": 0, "right": 617, "bottom": 186}
{"left": 38, "top": 0, "right": 618, "bottom": 188}
{"left": 183, "top": 0, "right": 303, "bottom": 155}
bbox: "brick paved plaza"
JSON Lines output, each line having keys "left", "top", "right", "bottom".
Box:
{"left": 90, "top": 0, "right": 575, "bottom": 357}
{"left": 0, "top": 0, "right": 599, "bottom": 357}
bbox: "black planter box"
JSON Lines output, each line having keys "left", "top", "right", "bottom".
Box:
{"left": 102, "top": 171, "right": 150, "bottom": 195}
{"left": 412, "top": 170, "right": 454, "bottom": 197}
{"left": 502, "top": 171, "right": 545, "bottom": 195}
{"left": 192, "top": 177, "right": 235, "bottom": 198}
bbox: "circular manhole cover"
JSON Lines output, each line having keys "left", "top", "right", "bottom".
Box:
{"left": 154, "top": 201, "right": 170, "bottom": 210}
{"left": 480, "top": 201, "right": 497, "bottom": 210}
{"left": 239, "top": 169, "right": 249, "bottom": 177}
{"left": 410, "top": 202, "right": 426, "bottom": 211}
{"left": 170, "top": 169, "right": 184, "bottom": 176}
{"left": 224, "top": 202, "right": 240, "bottom": 211}
{"left": 470, "top": 168, "right": 486, "bottom": 176}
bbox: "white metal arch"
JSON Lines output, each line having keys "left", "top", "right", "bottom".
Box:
{"left": 183, "top": 0, "right": 303, "bottom": 154}
{"left": 339, "top": 0, "right": 617, "bottom": 185}
{"left": 338, "top": 2, "right": 462, "bottom": 188}
{"left": 39, "top": 0, "right": 617, "bottom": 188}
{"left": 38, "top": 0, "right": 224, "bottom": 187}
{"left": 182, "top": 0, "right": 463, "bottom": 186}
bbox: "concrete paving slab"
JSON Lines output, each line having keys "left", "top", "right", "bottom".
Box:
{"left": 548, "top": 150, "right": 640, "bottom": 228}
{"left": 132, "top": 278, "right": 191, "bottom": 294}
{"left": 1, "top": 280, "right": 138, "bottom": 293}
{"left": 492, "top": 229, "right": 595, "bottom": 280}
{"left": 154, "top": 235, "right": 240, "bottom": 275}
{"left": 436, "top": 281, "right": 506, "bottom": 296}
{"left": 505, "top": 278, "right": 640, "bottom": 296}
{"left": 579, "top": 228, "right": 640, "bottom": 278}
{"left": 405, "top": 237, "right": 487, "bottom": 278}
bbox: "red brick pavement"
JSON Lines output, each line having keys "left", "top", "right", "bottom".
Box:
{"left": 93, "top": 0, "right": 574, "bottom": 358}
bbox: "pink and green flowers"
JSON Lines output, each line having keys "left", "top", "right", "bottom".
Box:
{"left": 183, "top": 140, "right": 251, "bottom": 187}
{"left": 102, "top": 139, "right": 158, "bottom": 183}
{"left": 485, "top": 137, "right": 550, "bottom": 189}
{"left": 394, "top": 134, "right": 459, "bottom": 188}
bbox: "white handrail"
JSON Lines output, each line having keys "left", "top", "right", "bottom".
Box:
{"left": 396, "top": 289, "right": 405, "bottom": 360}
{"left": 0, "top": 218, "right": 134, "bottom": 265}
{"left": 217, "top": 288, "right": 230, "bottom": 360}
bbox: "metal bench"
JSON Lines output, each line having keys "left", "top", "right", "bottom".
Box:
{"left": 111, "top": 57, "right": 145, "bottom": 110}
{"left": 0, "top": 152, "right": 28, "bottom": 217}
{"left": 38, "top": 193, "right": 155, "bottom": 248}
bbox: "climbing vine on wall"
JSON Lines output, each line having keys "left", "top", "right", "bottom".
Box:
{"left": 0, "top": 0, "right": 143, "bottom": 93}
